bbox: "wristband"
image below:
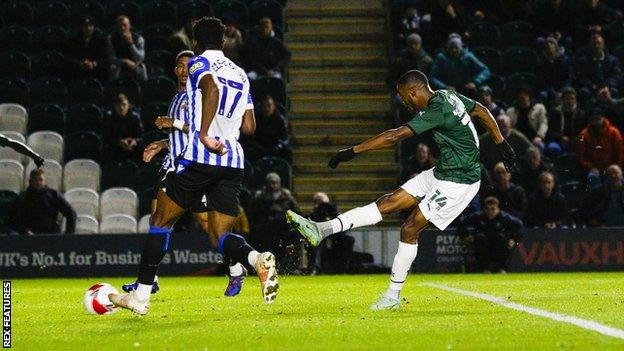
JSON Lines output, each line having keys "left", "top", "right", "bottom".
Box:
{"left": 172, "top": 119, "right": 185, "bottom": 131}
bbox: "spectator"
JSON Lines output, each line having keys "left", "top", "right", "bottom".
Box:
{"left": 9, "top": 169, "right": 76, "bottom": 235}
{"left": 576, "top": 108, "right": 623, "bottom": 187}
{"left": 547, "top": 87, "right": 587, "bottom": 151}
{"left": 429, "top": 34, "right": 490, "bottom": 96}
{"left": 428, "top": 1, "right": 466, "bottom": 48}
{"left": 582, "top": 164, "right": 624, "bottom": 226}
{"left": 506, "top": 87, "right": 548, "bottom": 147}
{"left": 243, "top": 95, "right": 292, "bottom": 163}
{"left": 103, "top": 94, "right": 143, "bottom": 161}
{"left": 515, "top": 147, "right": 553, "bottom": 195}
{"left": 457, "top": 196, "right": 523, "bottom": 273}
{"left": 537, "top": 36, "right": 575, "bottom": 98}
{"left": 533, "top": 0, "right": 575, "bottom": 39}
{"left": 596, "top": 85, "right": 624, "bottom": 132}
{"left": 401, "top": 142, "right": 435, "bottom": 183}
{"left": 526, "top": 171, "right": 568, "bottom": 228}
{"left": 575, "top": 34, "right": 621, "bottom": 96}
{"left": 481, "top": 162, "right": 528, "bottom": 219}
{"left": 222, "top": 16, "right": 244, "bottom": 65}
{"left": 67, "top": 15, "right": 108, "bottom": 81}
{"left": 477, "top": 85, "right": 505, "bottom": 117}
{"left": 169, "top": 19, "right": 194, "bottom": 54}
{"left": 388, "top": 33, "right": 433, "bottom": 88}
{"left": 480, "top": 114, "right": 532, "bottom": 171}
{"left": 242, "top": 17, "right": 291, "bottom": 80}
{"left": 396, "top": 4, "right": 425, "bottom": 46}
{"left": 307, "top": 192, "right": 344, "bottom": 274}
{"left": 107, "top": 15, "right": 147, "bottom": 81}
{"left": 574, "top": 0, "right": 619, "bottom": 42}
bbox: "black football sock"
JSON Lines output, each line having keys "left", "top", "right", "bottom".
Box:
{"left": 137, "top": 226, "right": 171, "bottom": 285}
{"left": 218, "top": 233, "right": 255, "bottom": 270}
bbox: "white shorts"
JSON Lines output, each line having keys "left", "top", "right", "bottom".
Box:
{"left": 400, "top": 168, "right": 480, "bottom": 231}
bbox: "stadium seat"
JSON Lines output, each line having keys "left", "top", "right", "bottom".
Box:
{"left": 500, "top": 21, "right": 534, "bottom": 48}
{"left": 0, "top": 160, "right": 24, "bottom": 193}
{"left": 67, "top": 77, "right": 104, "bottom": 105}
{"left": 23, "top": 159, "right": 62, "bottom": 191}
{"left": 0, "top": 52, "right": 31, "bottom": 79}
{"left": 70, "top": 0, "right": 105, "bottom": 27}
{"left": 145, "top": 50, "right": 175, "bottom": 78}
{"left": 100, "top": 214, "right": 138, "bottom": 233}
{"left": 64, "top": 131, "right": 102, "bottom": 162}
{"left": 0, "top": 78, "right": 29, "bottom": 108}
{"left": 66, "top": 103, "right": 103, "bottom": 134}
{"left": 605, "top": 19, "right": 624, "bottom": 47}
{"left": 556, "top": 153, "right": 584, "bottom": 183}
{"left": 0, "top": 131, "right": 26, "bottom": 163}
{"left": 105, "top": 1, "right": 142, "bottom": 28}
{"left": 250, "top": 0, "right": 283, "bottom": 31}
{"left": 215, "top": 0, "right": 249, "bottom": 28}
{"left": 34, "top": 0, "right": 69, "bottom": 27}
{"left": 473, "top": 47, "right": 502, "bottom": 75}
{"left": 137, "top": 214, "right": 150, "bottom": 233}
{"left": 466, "top": 21, "right": 500, "bottom": 48}
{"left": 1, "top": 1, "right": 33, "bottom": 27}
{"left": 0, "top": 190, "right": 18, "bottom": 231}
{"left": 29, "top": 77, "right": 67, "bottom": 106}
{"left": 28, "top": 104, "right": 66, "bottom": 134}
{"left": 63, "top": 158, "right": 101, "bottom": 191}
{"left": 253, "top": 156, "right": 292, "bottom": 189}
{"left": 503, "top": 46, "right": 538, "bottom": 75}
{"left": 0, "top": 26, "right": 32, "bottom": 54}
{"left": 32, "top": 26, "right": 68, "bottom": 53}
{"left": 105, "top": 78, "right": 141, "bottom": 106}
{"left": 32, "top": 51, "right": 69, "bottom": 81}
{"left": 142, "top": 77, "right": 176, "bottom": 105}
{"left": 252, "top": 76, "right": 287, "bottom": 107}
{"left": 0, "top": 103, "right": 28, "bottom": 135}
{"left": 142, "top": 25, "right": 174, "bottom": 51}
{"left": 560, "top": 181, "right": 589, "bottom": 226}
{"left": 100, "top": 187, "right": 138, "bottom": 219}
{"left": 65, "top": 188, "right": 100, "bottom": 218}
{"left": 142, "top": 0, "right": 176, "bottom": 27}
{"left": 141, "top": 102, "right": 169, "bottom": 132}
{"left": 26, "top": 131, "right": 64, "bottom": 163}
{"left": 505, "top": 72, "right": 539, "bottom": 101}
{"left": 101, "top": 159, "right": 140, "bottom": 190}
{"left": 75, "top": 214, "right": 99, "bottom": 234}
{"left": 177, "top": 0, "right": 213, "bottom": 27}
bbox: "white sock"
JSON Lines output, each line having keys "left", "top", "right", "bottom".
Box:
{"left": 229, "top": 262, "right": 244, "bottom": 276}
{"left": 385, "top": 242, "right": 418, "bottom": 300}
{"left": 135, "top": 283, "right": 152, "bottom": 302}
{"left": 247, "top": 251, "right": 260, "bottom": 267}
{"left": 317, "top": 203, "right": 383, "bottom": 238}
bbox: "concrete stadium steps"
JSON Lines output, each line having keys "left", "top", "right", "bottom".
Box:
{"left": 288, "top": 18, "right": 385, "bottom": 34}
{"left": 293, "top": 148, "right": 395, "bottom": 163}
{"left": 289, "top": 68, "right": 387, "bottom": 84}
{"left": 294, "top": 162, "right": 399, "bottom": 174}
{"left": 289, "top": 81, "right": 387, "bottom": 93}
{"left": 297, "top": 190, "right": 387, "bottom": 203}
{"left": 292, "top": 134, "right": 376, "bottom": 146}
{"left": 291, "top": 54, "right": 387, "bottom": 68}
{"left": 290, "top": 94, "right": 389, "bottom": 111}
{"left": 290, "top": 119, "right": 390, "bottom": 135}
{"left": 287, "top": 0, "right": 383, "bottom": 10}
{"left": 291, "top": 109, "right": 389, "bottom": 118}
{"left": 289, "top": 43, "right": 386, "bottom": 58}
{"left": 294, "top": 175, "right": 396, "bottom": 192}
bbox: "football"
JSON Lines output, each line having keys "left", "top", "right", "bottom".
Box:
{"left": 83, "top": 283, "right": 119, "bottom": 315}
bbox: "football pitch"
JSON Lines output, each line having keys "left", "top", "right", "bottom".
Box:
{"left": 10, "top": 273, "right": 624, "bottom": 350}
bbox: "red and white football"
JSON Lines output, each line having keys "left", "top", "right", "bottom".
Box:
{"left": 83, "top": 283, "right": 119, "bottom": 315}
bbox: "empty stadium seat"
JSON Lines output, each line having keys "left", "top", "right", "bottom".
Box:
{"left": 65, "top": 188, "right": 100, "bottom": 218}
{"left": 0, "top": 103, "right": 28, "bottom": 135}
{"left": 142, "top": 25, "right": 174, "bottom": 51}
{"left": 0, "top": 52, "right": 31, "bottom": 79}
{"left": 142, "top": 77, "right": 176, "bottom": 104}
{"left": 30, "top": 77, "right": 67, "bottom": 106}
{"left": 100, "top": 187, "right": 138, "bottom": 219}
{"left": 473, "top": 47, "right": 502, "bottom": 75}
{"left": 253, "top": 156, "right": 291, "bottom": 189}
{"left": 100, "top": 214, "right": 137, "bottom": 233}
{"left": 250, "top": 0, "right": 283, "bottom": 30}
{"left": 67, "top": 77, "right": 104, "bottom": 105}
{"left": 252, "top": 76, "right": 287, "bottom": 107}
{"left": 75, "top": 214, "right": 99, "bottom": 234}
{"left": 63, "top": 158, "right": 101, "bottom": 191}
{"left": 142, "top": 0, "right": 176, "bottom": 27}
{"left": 137, "top": 214, "right": 150, "bottom": 233}
{"left": 32, "top": 26, "right": 68, "bottom": 53}
{"left": 70, "top": 0, "right": 105, "bottom": 27}
{"left": 0, "top": 25, "right": 32, "bottom": 53}
{"left": 105, "top": 78, "right": 141, "bottom": 105}
{"left": 105, "top": 1, "right": 142, "bottom": 28}
{"left": 0, "top": 190, "right": 18, "bottom": 231}
{"left": 505, "top": 72, "right": 539, "bottom": 101}
{"left": 24, "top": 159, "right": 62, "bottom": 191}
{"left": 66, "top": 104, "right": 103, "bottom": 134}
{"left": 467, "top": 21, "right": 500, "bottom": 48}
{"left": 215, "top": 0, "right": 249, "bottom": 28}
{"left": 141, "top": 102, "right": 169, "bottom": 131}
{"left": 0, "top": 131, "right": 26, "bottom": 164}
{"left": 605, "top": 19, "right": 624, "bottom": 47}
{"left": 102, "top": 159, "right": 140, "bottom": 190}
{"left": 34, "top": 0, "right": 69, "bottom": 27}
{"left": 28, "top": 104, "right": 66, "bottom": 134}
{"left": 145, "top": 50, "right": 175, "bottom": 78}
{"left": 0, "top": 160, "right": 24, "bottom": 193}
{"left": 32, "top": 51, "right": 69, "bottom": 81}
{"left": 0, "top": 78, "right": 29, "bottom": 107}
{"left": 26, "top": 131, "right": 64, "bottom": 163}
{"left": 64, "top": 131, "right": 102, "bottom": 162}
{"left": 177, "top": 0, "right": 213, "bottom": 27}
{"left": 500, "top": 21, "right": 534, "bottom": 48}
{"left": 1, "top": 1, "right": 33, "bottom": 27}
{"left": 503, "top": 46, "right": 538, "bottom": 75}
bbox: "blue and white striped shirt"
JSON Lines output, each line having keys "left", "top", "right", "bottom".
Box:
{"left": 179, "top": 50, "right": 253, "bottom": 170}
{"left": 162, "top": 91, "right": 189, "bottom": 172}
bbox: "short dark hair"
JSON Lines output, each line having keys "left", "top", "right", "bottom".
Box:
{"left": 483, "top": 196, "right": 499, "bottom": 206}
{"left": 30, "top": 168, "right": 44, "bottom": 179}
{"left": 397, "top": 70, "right": 429, "bottom": 88}
{"left": 561, "top": 86, "right": 576, "bottom": 97}
{"left": 192, "top": 16, "right": 226, "bottom": 51}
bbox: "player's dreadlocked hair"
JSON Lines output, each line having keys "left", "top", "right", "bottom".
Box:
{"left": 397, "top": 70, "right": 429, "bottom": 88}
{"left": 192, "top": 16, "right": 226, "bottom": 51}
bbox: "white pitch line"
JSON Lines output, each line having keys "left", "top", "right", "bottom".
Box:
{"left": 422, "top": 282, "right": 624, "bottom": 340}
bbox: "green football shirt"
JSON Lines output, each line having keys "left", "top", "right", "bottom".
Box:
{"left": 405, "top": 90, "right": 481, "bottom": 184}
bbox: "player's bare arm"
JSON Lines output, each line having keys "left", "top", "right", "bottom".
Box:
{"left": 143, "top": 138, "right": 169, "bottom": 163}
{"left": 198, "top": 74, "right": 226, "bottom": 154}
{"left": 0, "top": 134, "right": 45, "bottom": 167}
{"left": 155, "top": 116, "right": 190, "bottom": 134}
{"left": 240, "top": 108, "right": 256, "bottom": 135}
{"left": 470, "top": 102, "right": 517, "bottom": 171}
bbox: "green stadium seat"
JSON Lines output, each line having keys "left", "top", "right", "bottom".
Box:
{"left": 466, "top": 21, "right": 500, "bottom": 48}
{"left": 34, "top": 0, "right": 69, "bottom": 27}
{"left": 65, "top": 131, "right": 103, "bottom": 162}
{"left": 505, "top": 72, "right": 538, "bottom": 101}
{"left": 105, "top": 78, "right": 141, "bottom": 105}
{"left": 503, "top": 46, "right": 538, "bottom": 75}
{"left": 0, "top": 26, "right": 32, "bottom": 54}
{"left": 32, "top": 51, "right": 70, "bottom": 81}
{"left": 0, "top": 78, "right": 29, "bottom": 106}
{"left": 141, "top": 102, "right": 169, "bottom": 132}
{"left": 0, "top": 51, "right": 30, "bottom": 79}
{"left": 141, "top": 25, "right": 174, "bottom": 51}
{"left": 102, "top": 159, "right": 140, "bottom": 190}
{"left": 555, "top": 153, "right": 584, "bottom": 184}
{"left": 145, "top": 50, "right": 175, "bottom": 78}
{"left": 251, "top": 76, "right": 287, "bottom": 107}
{"left": 142, "top": 77, "right": 176, "bottom": 105}
{"left": 1, "top": 1, "right": 33, "bottom": 27}
{"left": 215, "top": 0, "right": 249, "bottom": 29}
{"left": 500, "top": 21, "right": 534, "bottom": 48}
{"left": 33, "top": 26, "right": 68, "bottom": 53}
{"left": 473, "top": 46, "right": 502, "bottom": 74}
{"left": 28, "top": 104, "right": 65, "bottom": 134}
{"left": 142, "top": 0, "right": 176, "bottom": 27}
{"left": 68, "top": 77, "right": 104, "bottom": 105}
{"left": 30, "top": 77, "right": 67, "bottom": 106}
{"left": 250, "top": 0, "right": 283, "bottom": 31}
{"left": 105, "top": 1, "right": 142, "bottom": 28}
{"left": 70, "top": 0, "right": 105, "bottom": 27}
{"left": 483, "top": 74, "right": 505, "bottom": 97}
{"left": 177, "top": 1, "right": 213, "bottom": 27}
{"left": 66, "top": 103, "right": 103, "bottom": 134}
{"left": 253, "top": 156, "right": 292, "bottom": 190}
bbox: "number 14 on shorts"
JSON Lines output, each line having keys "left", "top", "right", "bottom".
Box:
{"left": 427, "top": 189, "right": 447, "bottom": 211}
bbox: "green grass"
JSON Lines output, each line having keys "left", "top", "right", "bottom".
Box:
{"left": 10, "top": 273, "right": 624, "bottom": 350}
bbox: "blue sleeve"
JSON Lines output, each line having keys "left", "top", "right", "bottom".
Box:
{"left": 188, "top": 56, "right": 211, "bottom": 88}
{"left": 469, "top": 53, "right": 490, "bottom": 85}
{"left": 429, "top": 54, "right": 446, "bottom": 90}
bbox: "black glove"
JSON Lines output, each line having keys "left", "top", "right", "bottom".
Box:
{"left": 496, "top": 140, "right": 516, "bottom": 173}
{"left": 33, "top": 155, "right": 45, "bottom": 168}
{"left": 328, "top": 147, "right": 356, "bottom": 169}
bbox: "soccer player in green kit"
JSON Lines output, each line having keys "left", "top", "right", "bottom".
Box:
{"left": 286, "top": 70, "right": 516, "bottom": 310}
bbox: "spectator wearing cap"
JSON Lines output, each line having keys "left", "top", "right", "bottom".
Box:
{"left": 526, "top": 171, "right": 568, "bottom": 229}
{"left": 506, "top": 87, "right": 549, "bottom": 149}
{"left": 576, "top": 34, "right": 621, "bottom": 97}
{"left": 480, "top": 114, "right": 532, "bottom": 171}
{"left": 222, "top": 16, "right": 244, "bottom": 65}
{"left": 537, "top": 36, "right": 575, "bottom": 99}
{"left": 388, "top": 33, "right": 433, "bottom": 88}
{"left": 515, "top": 146, "right": 554, "bottom": 195}
{"left": 480, "top": 162, "right": 528, "bottom": 219}
{"left": 242, "top": 17, "right": 291, "bottom": 80}
{"left": 67, "top": 15, "right": 108, "bottom": 81}
{"left": 429, "top": 34, "right": 490, "bottom": 96}
{"left": 548, "top": 87, "right": 587, "bottom": 151}
{"left": 577, "top": 108, "right": 624, "bottom": 187}
{"left": 581, "top": 164, "right": 624, "bottom": 227}
{"left": 477, "top": 85, "right": 505, "bottom": 117}
{"left": 106, "top": 15, "right": 147, "bottom": 81}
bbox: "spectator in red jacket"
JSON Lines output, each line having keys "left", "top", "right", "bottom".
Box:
{"left": 576, "top": 108, "right": 624, "bottom": 187}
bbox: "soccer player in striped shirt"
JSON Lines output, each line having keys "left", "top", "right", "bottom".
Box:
{"left": 111, "top": 17, "right": 278, "bottom": 315}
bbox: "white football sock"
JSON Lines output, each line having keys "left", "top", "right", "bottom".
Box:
{"left": 135, "top": 283, "right": 152, "bottom": 302}
{"left": 229, "top": 262, "right": 244, "bottom": 277}
{"left": 317, "top": 203, "right": 383, "bottom": 239}
{"left": 385, "top": 242, "right": 418, "bottom": 300}
{"left": 247, "top": 251, "right": 260, "bottom": 267}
